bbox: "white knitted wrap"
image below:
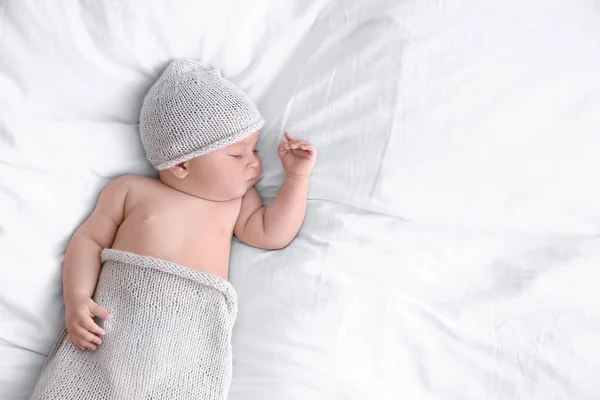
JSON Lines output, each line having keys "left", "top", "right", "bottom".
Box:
{"left": 31, "top": 249, "right": 238, "bottom": 400}
{"left": 139, "top": 59, "right": 264, "bottom": 170}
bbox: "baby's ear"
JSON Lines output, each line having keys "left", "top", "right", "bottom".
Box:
{"left": 169, "top": 162, "right": 189, "bottom": 179}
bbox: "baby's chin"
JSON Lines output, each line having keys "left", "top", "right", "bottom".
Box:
{"left": 240, "top": 177, "right": 258, "bottom": 193}
{"left": 244, "top": 180, "right": 256, "bottom": 191}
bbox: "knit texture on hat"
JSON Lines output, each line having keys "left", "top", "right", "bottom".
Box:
{"left": 139, "top": 59, "right": 264, "bottom": 170}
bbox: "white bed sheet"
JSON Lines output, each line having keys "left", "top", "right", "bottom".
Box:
{"left": 1, "top": 0, "right": 600, "bottom": 399}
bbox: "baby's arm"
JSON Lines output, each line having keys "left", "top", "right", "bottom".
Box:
{"left": 62, "top": 176, "right": 130, "bottom": 350}
{"left": 234, "top": 133, "right": 316, "bottom": 250}
{"left": 234, "top": 177, "right": 309, "bottom": 250}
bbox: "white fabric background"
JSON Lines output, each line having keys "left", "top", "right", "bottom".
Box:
{"left": 1, "top": 0, "right": 599, "bottom": 399}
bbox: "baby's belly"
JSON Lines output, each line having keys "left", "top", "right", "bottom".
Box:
{"left": 110, "top": 218, "right": 233, "bottom": 280}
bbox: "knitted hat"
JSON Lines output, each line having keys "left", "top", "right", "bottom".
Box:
{"left": 139, "top": 59, "right": 264, "bottom": 170}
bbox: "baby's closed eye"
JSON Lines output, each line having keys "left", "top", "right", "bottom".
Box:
{"left": 229, "top": 149, "right": 258, "bottom": 158}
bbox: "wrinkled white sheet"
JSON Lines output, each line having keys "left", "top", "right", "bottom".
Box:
{"left": 1, "top": 0, "right": 600, "bottom": 399}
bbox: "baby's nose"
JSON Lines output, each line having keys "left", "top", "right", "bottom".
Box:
{"left": 248, "top": 156, "right": 260, "bottom": 168}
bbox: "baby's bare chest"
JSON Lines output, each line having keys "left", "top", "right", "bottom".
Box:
{"left": 129, "top": 191, "right": 239, "bottom": 238}
{"left": 112, "top": 186, "right": 242, "bottom": 276}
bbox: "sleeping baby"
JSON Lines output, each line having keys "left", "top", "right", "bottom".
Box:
{"left": 32, "top": 59, "right": 316, "bottom": 399}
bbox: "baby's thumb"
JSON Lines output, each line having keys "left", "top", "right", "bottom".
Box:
{"left": 90, "top": 302, "right": 112, "bottom": 320}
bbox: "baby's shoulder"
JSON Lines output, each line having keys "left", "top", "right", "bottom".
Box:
{"left": 107, "top": 174, "right": 149, "bottom": 187}
{"left": 102, "top": 174, "right": 157, "bottom": 195}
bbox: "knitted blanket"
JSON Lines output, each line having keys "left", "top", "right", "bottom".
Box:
{"left": 31, "top": 249, "right": 238, "bottom": 400}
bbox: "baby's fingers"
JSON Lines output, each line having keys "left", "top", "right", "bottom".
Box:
{"left": 285, "top": 140, "right": 308, "bottom": 150}
{"left": 89, "top": 301, "right": 112, "bottom": 321}
{"left": 302, "top": 144, "right": 317, "bottom": 157}
{"left": 277, "top": 140, "right": 288, "bottom": 157}
{"left": 79, "top": 341, "right": 98, "bottom": 351}
{"left": 75, "top": 326, "right": 102, "bottom": 346}
{"left": 69, "top": 334, "right": 98, "bottom": 351}
{"left": 289, "top": 141, "right": 317, "bottom": 157}
{"left": 82, "top": 317, "right": 106, "bottom": 337}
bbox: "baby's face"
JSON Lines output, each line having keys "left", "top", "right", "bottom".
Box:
{"left": 186, "top": 132, "right": 262, "bottom": 201}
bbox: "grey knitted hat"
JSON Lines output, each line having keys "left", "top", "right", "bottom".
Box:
{"left": 139, "top": 59, "right": 264, "bottom": 170}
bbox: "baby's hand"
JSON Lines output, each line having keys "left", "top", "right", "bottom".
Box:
{"left": 278, "top": 132, "right": 317, "bottom": 179}
{"left": 65, "top": 293, "right": 111, "bottom": 351}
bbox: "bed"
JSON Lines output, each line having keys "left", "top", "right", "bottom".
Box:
{"left": 1, "top": 0, "right": 600, "bottom": 399}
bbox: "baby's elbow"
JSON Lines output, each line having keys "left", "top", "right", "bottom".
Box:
{"left": 265, "top": 242, "right": 289, "bottom": 251}
{"left": 264, "top": 234, "right": 295, "bottom": 250}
